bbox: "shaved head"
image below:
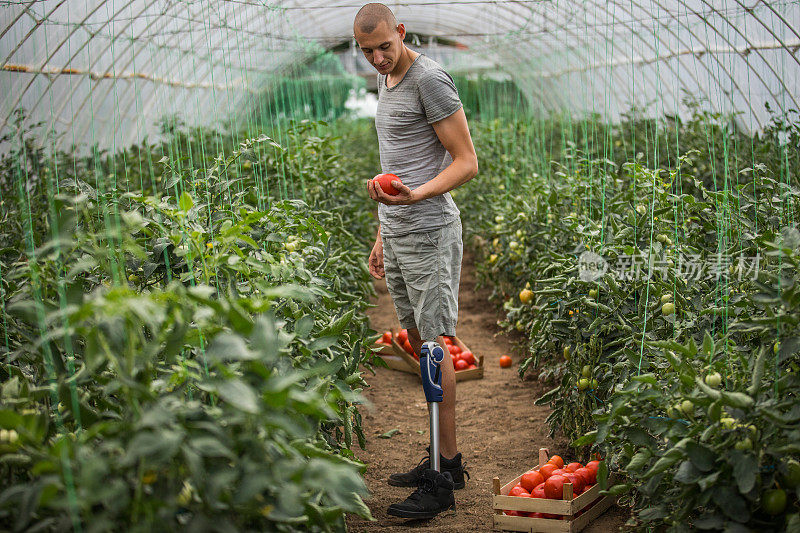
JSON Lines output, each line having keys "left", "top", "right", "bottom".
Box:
{"left": 354, "top": 3, "right": 397, "bottom": 34}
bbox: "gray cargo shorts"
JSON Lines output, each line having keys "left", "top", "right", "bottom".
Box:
{"left": 381, "top": 218, "right": 462, "bottom": 342}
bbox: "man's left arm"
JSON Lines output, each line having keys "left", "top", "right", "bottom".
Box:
{"left": 369, "top": 108, "right": 478, "bottom": 205}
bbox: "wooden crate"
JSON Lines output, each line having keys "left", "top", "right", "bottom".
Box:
{"left": 492, "top": 448, "right": 618, "bottom": 532}
{"left": 380, "top": 330, "right": 485, "bottom": 382}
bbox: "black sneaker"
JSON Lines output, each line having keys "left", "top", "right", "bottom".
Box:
{"left": 388, "top": 449, "right": 469, "bottom": 489}
{"left": 387, "top": 469, "right": 456, "bottom": 519}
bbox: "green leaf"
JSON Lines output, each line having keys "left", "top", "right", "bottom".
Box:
{"left": 674, "top": 460, "right": 702, "bottom": 484}
{"left": 685, "top": 441, "right": 716, "bottom": 472}
{"left": 307, "top": 336, "right": 339, "bottom": 352}
{"left": 178, "top": 191, "right": 194, "bottom": 212}
{"left": 702, "top": 331, "right": 715, "bottom": 355}
{"left": 378, "top": 429, "right": 400, "bottom": 439}
{"left": 207, "top": 333, "right": 255, "bottom": 361}
{"left": 625, "top": 448, "right": 652, "bottom": 471}
{"left": 731, "top": 451, "right": 758, "bottom": 494}
{"left": 216, "top": 379, "right": 259, "bottom": 413}
{"left": 294, "top": 315, "right": 315, "bottom": 338}
{"left": 720, "top": 391, "right": 754, "bottom": 409}
{"left": 711, "top": 485, "right": 749, "bottom": 523}
{"left": 571, "top": 430, "right": 597, "bottom": 447}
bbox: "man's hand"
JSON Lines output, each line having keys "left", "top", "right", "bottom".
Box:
{"left": 367, "top": 176, "right": 418, "bottom": 205}
{"left": 368, "top": 237, "right": 385, "bottom": 279}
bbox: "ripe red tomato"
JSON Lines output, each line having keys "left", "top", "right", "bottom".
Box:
{"left": 530, "top": 484, "right": 546, "bottom": 499}
{"left": 538, "top": 463, "right": 557, "bottom": 480}
{"left": 402, "top": 339, "right": 414, "bottom": 355}
{"left": 454, "top": 359, "right": 469, "bottom": 371}
{"left": 563, "top": 472, "right": 585, "bottom": 495}
{"left": 373, "top": 173, "right": 402, "bottom": 195}
{"left": 520, "top": 470, "right": 545, "bottom": 492}
{"left": 544, "top": 475, "right": 567, "bottom": 499}
{"left": 467, "top": 364, "right": 477, "bottom": 369}
{"left": 585, "top": 460, "right": 600, "bottom": 481}
{"left": 565, "top": 462, "right": 583, "bottom": 473}
{"left": 550, "top": 469, "right": 567, "bottom": 477}
{"left": 548, "top": 455, "right": 565, "bottom": 469}
{"left": 397, "top": 329, "right": 408, "bottom": 343}
{"left": 574, "top": 467, "right": 594, "bottom": 486}
{"left": 443, "top": 336, "right": 453, "bottom": 345}
{"left": 448, "top": 345, "right": 462, "bottom": 356}
{"left": 460, "top": 350, "right": 476, "bottom": 365}
{"left": 499, "top": 355, "right": 512, "bottom": 368}
{"left": 509, "top": 485, "right": 530, "bottom": 497}
{"left": 381, "top": 331, "right": 392, "bottom": 344}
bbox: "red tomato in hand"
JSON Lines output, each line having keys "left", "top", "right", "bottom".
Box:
{"left": 397, "top": 329, "right": 408, "bottom": 343}
{"left": 454, "top": 359, "right": 469, "bottom": 371}
{"left": 460, "top": 350, "right": 476, "bottom": 365}
{"left": 520, "top": 470, "right": 545, "bottom": 492}
{"left": 544, "top": 475, "right": 567, "bottom": 499}
{"left": 373, "top": 173, "right": 402, "bottom": 195}
{"left": 381, "top": 331, "right": 392, "bottom": 344}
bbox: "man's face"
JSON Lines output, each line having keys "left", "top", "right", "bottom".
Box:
{"left": 354, "top": 21, "right": 405, "bottom": 75}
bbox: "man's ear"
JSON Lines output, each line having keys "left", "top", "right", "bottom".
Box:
{"left": 396, "top": 23, "right": 406, "bottom": 40}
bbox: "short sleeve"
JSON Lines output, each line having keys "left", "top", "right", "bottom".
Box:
{"left": 418, "top": 68, "right": 463, "bottom": 124}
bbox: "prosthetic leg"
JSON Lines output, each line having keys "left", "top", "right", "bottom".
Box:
{"left": 387, "top": 340, "right": 456, "bottom": 518}
{"left": 419, "top": 341, "right": 446, "bottom": 472}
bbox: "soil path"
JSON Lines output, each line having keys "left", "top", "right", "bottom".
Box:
{"left": 347, "top": 251, "right": 629, "bottom": 532}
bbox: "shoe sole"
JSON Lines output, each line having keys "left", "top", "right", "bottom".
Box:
{"left": 388, "top": 478, "right": 466, "bottom": 490}
{"left": 387, "top": 503, "right": 456, "bottom": 519}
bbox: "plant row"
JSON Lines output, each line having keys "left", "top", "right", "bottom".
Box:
{"left": 456, "top": 110, "right": 800, "bottom": 532}
{"left": 0, "top": 118, "right": 382, "bottom": 531}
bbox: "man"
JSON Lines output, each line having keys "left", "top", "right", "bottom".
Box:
{"left": 353, "top": 3, "right": 478, "bottom": 520}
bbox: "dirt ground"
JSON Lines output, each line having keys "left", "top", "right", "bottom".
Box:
{"left": 346, "top": 251, "right": 630, "bottom": 533}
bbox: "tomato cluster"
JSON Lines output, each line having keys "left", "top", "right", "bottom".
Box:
{"left": 378, "top": 329, "right": 478, "bottom": 371}
{"left": 503, "top": 455, "right": 602, "bottom": 519}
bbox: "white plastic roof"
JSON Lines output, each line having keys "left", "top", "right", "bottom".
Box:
{"left": 2, "top": 1, "right": 799, "bottom": 151}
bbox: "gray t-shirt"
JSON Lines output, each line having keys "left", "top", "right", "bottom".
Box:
{"left": 375, "top": 54, "right": 462, "bottom": 238}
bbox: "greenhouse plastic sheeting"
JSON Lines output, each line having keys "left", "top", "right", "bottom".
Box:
{"left": 2, "top": 1, "right": 799, "bottom": 150}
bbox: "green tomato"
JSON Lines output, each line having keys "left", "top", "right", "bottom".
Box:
{"left": 656, "top": 234, "right": 667, "bottom": 244}
{"left": 577, "top": 378, "right": 589, "bottom": 391}
{"left": 781, "top": 459, "right": 800, "bottom": 489}
{"left": 563, "top": 346, "right": 571, "bottom": 360}
{"left": 662, "top": 302, "right": 676, "bottom": 315}
{"left": 581, "top": 365, "right": 592, "bottom": 378}
{"left": 734, "top": 437, "right": 753, "bottom": 451}
{"left": 666, "top": 406, "right": 678, "bottom": 419}
{"left": 704, "top": 372, "right": 722, "bottom": 388}
{"left": 761, "top": 489, "right": 787, "bottom": 516}
{"left": 680, "top": 400, "right": 694, "bottom": 416}
{"left": 720, "top": 417, "right": 736, "bottom": 429}
{"left": 588, "top": 289, "right": 598, "bottom": 299}
{"left": 590, "top": 378, "right": 599, "bottom": 389}
{"left": 660, "top": 294, "right": 672, "bottom": 304}
{"left": 495, "top": 215, "right": 504, "bottom": 223}
{"left": 774, "top": 341, "right": 780, "bottom": 355}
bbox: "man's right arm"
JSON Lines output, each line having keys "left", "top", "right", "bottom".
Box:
{"left": 369, "top": 224, "right": 385, "bottom": 279}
